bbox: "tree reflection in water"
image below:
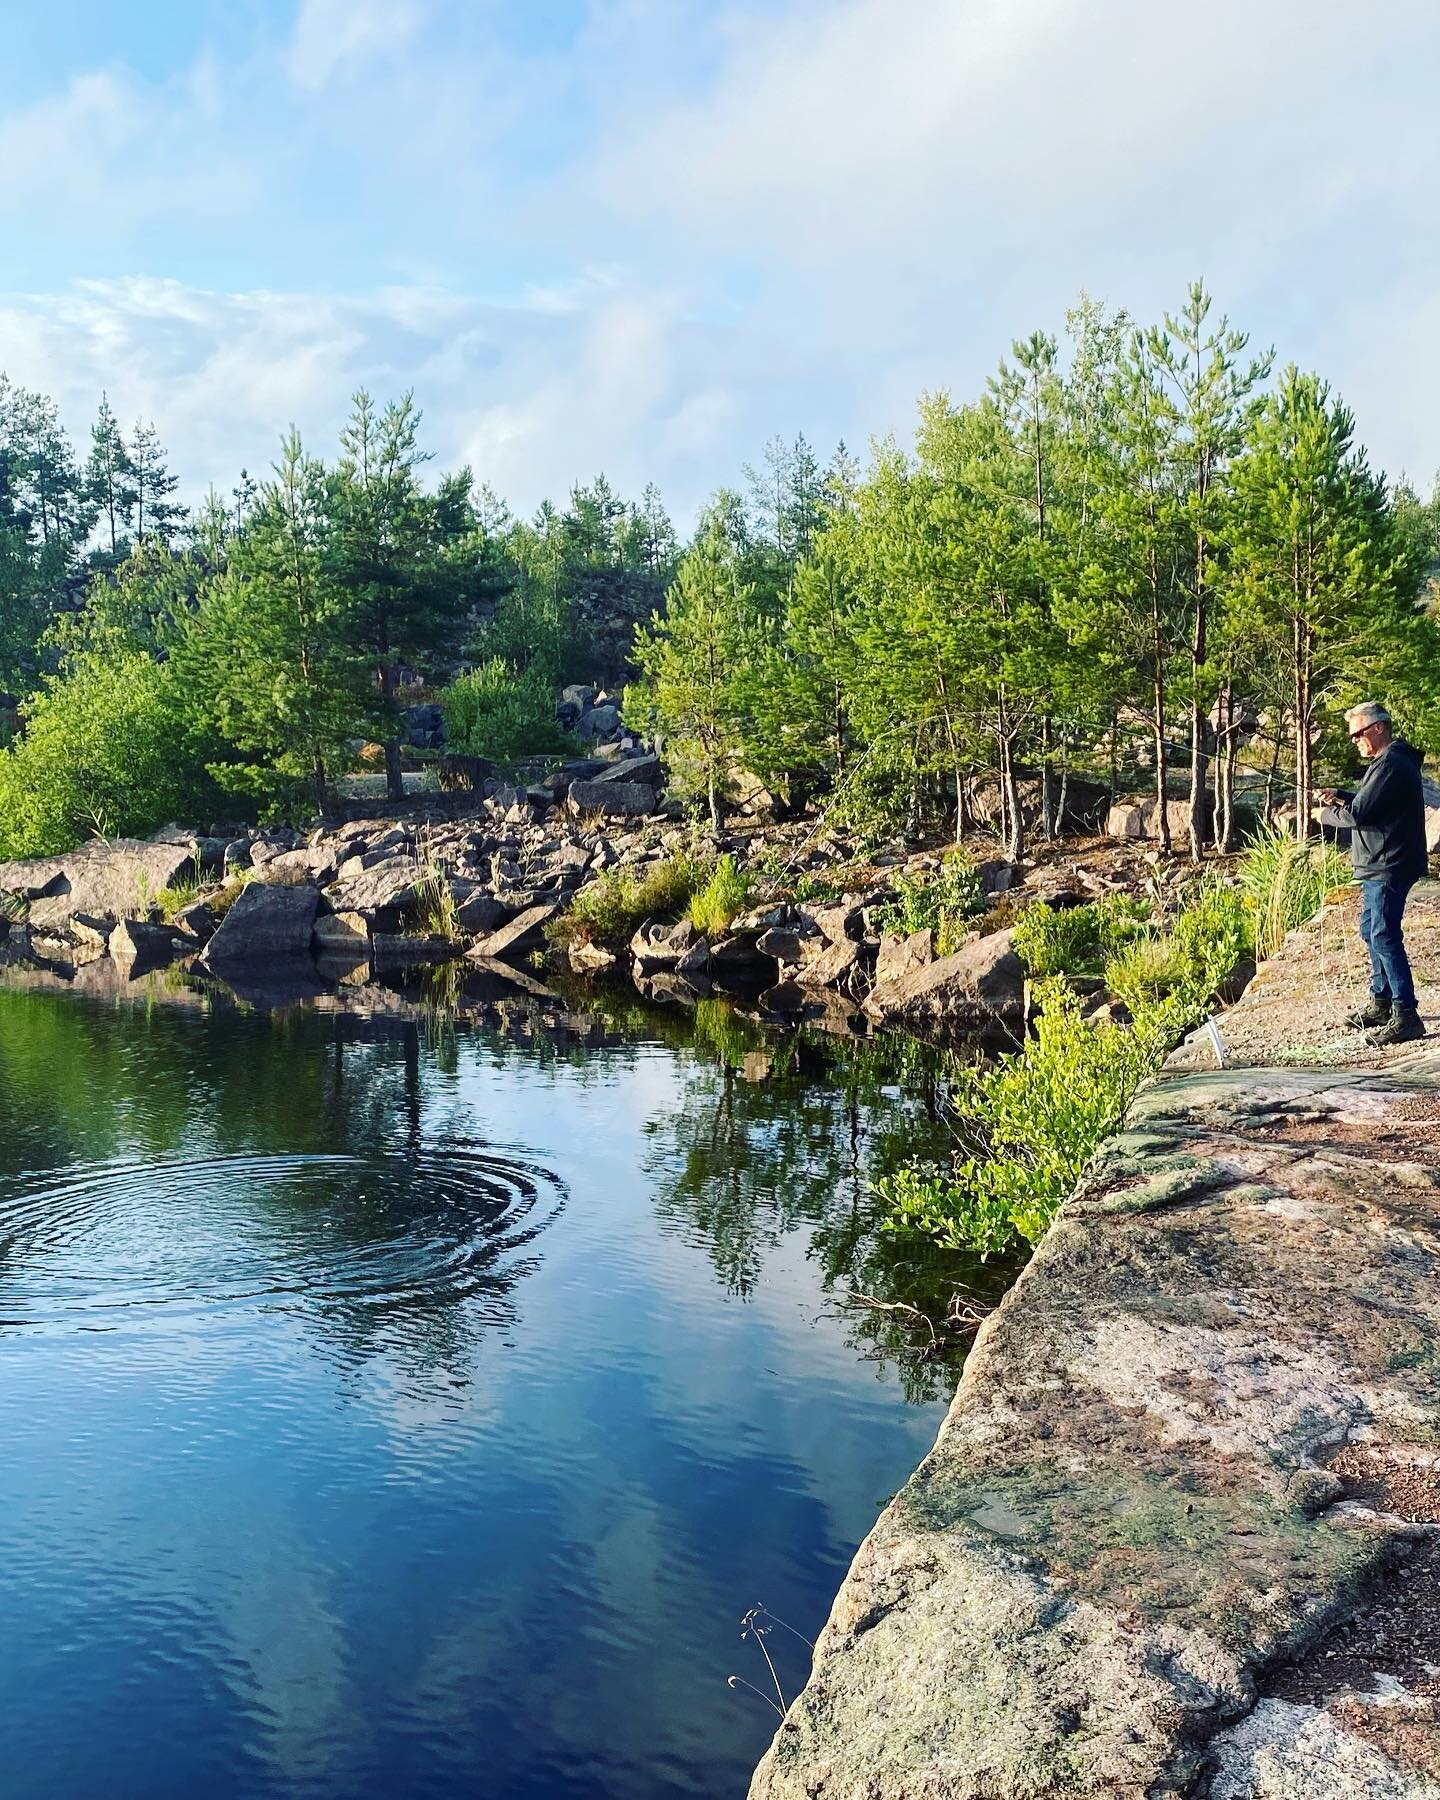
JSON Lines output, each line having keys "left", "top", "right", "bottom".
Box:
{"left": 0, "top": 972, "right": 1022, "bottom": 1403}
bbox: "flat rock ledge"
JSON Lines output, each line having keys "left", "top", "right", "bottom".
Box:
{"left": 752, "top": 909, "right": 1440, "bottom": 1797}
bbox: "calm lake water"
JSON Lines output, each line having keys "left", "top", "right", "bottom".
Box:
{"left": 0, "top": 976, "right": 994, "bottom": 1799}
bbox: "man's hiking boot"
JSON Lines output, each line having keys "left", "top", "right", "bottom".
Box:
{"left": 1367, "top": 1007, "right": 1427, "bottom": 1048}
{"left": 1347, "top": 995, "right": 1392, "bottom": 1029}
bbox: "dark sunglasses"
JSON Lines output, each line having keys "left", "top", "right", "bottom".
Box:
{"left": 1350, "top": 722, "right": 1380, "bottom": 740}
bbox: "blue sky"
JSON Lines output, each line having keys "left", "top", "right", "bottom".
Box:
{"left": 3, "top": 0, "right": 1439, "bottom": 523}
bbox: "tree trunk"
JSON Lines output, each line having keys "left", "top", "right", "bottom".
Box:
{"left": 1292, "top": 619, "right": 1311, "bottom": 841}
{"left": 1216, "top": 679, "right": 1237, "bottom": 853}
{"left": 379, "top": 659, "right": 404, "bottom": 802}
{"left": 1057, "top": 752, "right": 1070, "bottom": 838}
{"left": 999, "top": 733, "right": 1024, "bottom": 861}
{"left": 1040, "top": 714, "right": 1055, "bottom": 840}
{"left": 1152, "top": 683, "right": 1172, "bottom": 856}
{"left": 708, "top": 772, "right": 720, "bottom": 833}
{"left": 313, "top": 753, "right": 329, "bottom": 817}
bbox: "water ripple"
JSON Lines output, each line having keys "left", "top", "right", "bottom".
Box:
{"left": 0, "top": 1142, "right": 566, "bottom": 1330}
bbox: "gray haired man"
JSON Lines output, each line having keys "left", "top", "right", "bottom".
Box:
{"left": 1318, "top": 702, "right": 1429, "bottom": 1046}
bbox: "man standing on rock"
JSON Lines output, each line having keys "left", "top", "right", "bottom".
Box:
{"left": 1319, "top": 701, "right": 1429, "bottom": 1046}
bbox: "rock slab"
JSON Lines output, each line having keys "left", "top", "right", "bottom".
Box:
{"left": 751, "top": 1047, "right": 1440, "bottom": 1799}
{"left": 202, "top": 882, "right": 320, "bottom": 965}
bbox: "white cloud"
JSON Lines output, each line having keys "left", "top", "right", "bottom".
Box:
{"left": 287, "top": 0, "right": 426, "bottom": 92}
{"left": 5, "top": 0, "right": 1440, "bottom": 524}
{"left": 0, "top": 275, "right": 743, "bottom": 522}
{"left": 592, "top": 0, "right": 1439, "bottom": 266}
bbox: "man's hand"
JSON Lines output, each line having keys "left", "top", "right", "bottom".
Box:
{"left": 1317, "top": 788, "right": 1340, "bottom": 807}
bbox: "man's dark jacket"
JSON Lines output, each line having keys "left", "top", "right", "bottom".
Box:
{"left": 1322, "top": 740, "right": 1430, "bottom": 882}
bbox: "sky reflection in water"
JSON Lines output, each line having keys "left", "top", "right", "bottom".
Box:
{"left": 0, "top": 983, "right": 993, "bottom": 1799}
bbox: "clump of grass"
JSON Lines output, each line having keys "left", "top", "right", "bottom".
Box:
{"left": 209, "top": 869, "right": 257, "bottom": 920}
{"left": 1236, "top": 822, "right": 1350, "bottom": 959}
{"left": 412, "top": 865, "right": 460, "bottom": 940}
{"left": 688, "top": 855, "right": 753, "bottom": 937}
{"left": 153, "top": 880, "right": 203, "bottom": 923}
{"left": 551, "top": 852, "right": 704, "bottom": 949}
{"left": 874, "top": 851, "right": 984, "bottom": 955}
{"left": 0, "top": 891, "right": 27, "bottom": 924}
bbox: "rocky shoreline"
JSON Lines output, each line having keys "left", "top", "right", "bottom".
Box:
{"left": 749, "top": 886, "right": 1440, "bottom": 1799}
{"left": 0, "top": 748, "right": 1158, "bottom": 1037}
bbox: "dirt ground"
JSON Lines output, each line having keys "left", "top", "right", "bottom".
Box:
{"left": 1168, "top": 880, "right": 1440, "bottom": 1073}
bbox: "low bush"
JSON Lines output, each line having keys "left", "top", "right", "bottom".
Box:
{"left": 688, "top": 854, "right": 753, "bottom": 937}
{"left": 879, "top": 982, "right": 1184, "bottom": 1256}
{"left": 1010, "top": 891, "right": 1150, "bottom": 976}
{"left": 152, "top": 881, "right": 203, "bottom": 923}
{"left": 208, "top": 870, "right": 256, "bottom": 920}
{"left": 551, "top": 852, "right": 703, "bottom": 949}
{"left": 439, "top": 659, "right": 578, "bottom": 766}
{"left": 874, "top": 851, "right": 984, "bottom": 955}
{"left": 882, "top": 881, "right": 1254, "bottom": 1257}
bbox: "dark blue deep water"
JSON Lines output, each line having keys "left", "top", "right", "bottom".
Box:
{"left": 0, "top": 980, "right": 975, "bottom": 1799}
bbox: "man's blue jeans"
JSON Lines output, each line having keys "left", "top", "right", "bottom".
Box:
{"left": 1359, "top": 878, "right": 1417, "bottom": 1011}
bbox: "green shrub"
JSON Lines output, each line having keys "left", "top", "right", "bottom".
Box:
{"left": 0, "top": 646, "right": 233, "bottom": 861}
{"left": 883, "top": 882, "right": 1253, "bottom": 1258}
{"left": 688, "top": 854, "right": 753, "bottom": 937}
{"left": 1011, "top": 892, "right": 1150, "bottom": 976}
{"left": 439, "top": 659, "right": 578, "bottom": 766}
{"left": 1237, "top": 822, "right": 1350, "bottom": 959}
{"left": 1102, "top": 937, "right": 1187, "bottom": 1012}
{"left": 875, "top": 852, "right": 985, "bottom": 955}
{"left": 152, "top": 881, "right": 203, "bottom": 923}
{"left": 551, "top": 852, "right": 703, "bottom": 949}
{"left": 879, "top": 981, "right": 1184, "bottom": 1256}
{"left": 1102, "top": 881, "right": 1251, "bottom": 1014}
{"left": 1168, "top": 878, "right": 1253, "bottom": 999}
{"left": 209, "top": 870, "right": 257, "bottom": 920}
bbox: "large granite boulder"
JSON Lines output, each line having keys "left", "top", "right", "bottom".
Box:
{"left": 874, "top": 926, "right": 934, "bottom": 985}
{"left": 0, "top": 838, "right": 197, "bottom": 929}
{"left": 751, "top": 1054, "right": 1440, "bottom": 1800}
{"left": 568, "top": 779, "right": 658, "bottom": 818}
{"left": 201, "top": 882, "right": 320, "bottom": 966}
{"left": 312, "top": 910, "right": 370, "bottom": 955}
{"left": 1107, "top": 792, "right": 1194, "bottom": 841}
{"left": 109, "top": 918, "right": 189, "bottom": 972}
{"left": 464, "top": 902, "right": 561, "bottom": 963}
{"left": 863, "top": 927, "right": 1025, "bottom": 1034}
{"left": 327, "top": 856, "right": 422, "bottom": 927}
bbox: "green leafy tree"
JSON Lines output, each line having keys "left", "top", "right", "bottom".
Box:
{"left": 631, "top": 506, "right": 756, "bottom": 827}
{"left": 1226, "top": 368, "right": 1420, "bottom": 833}
{"left": 186, "top": 430, "right": 368, "bottom": 814}
{"left": 331, "top": 390, "right": 473, "bottom": 799}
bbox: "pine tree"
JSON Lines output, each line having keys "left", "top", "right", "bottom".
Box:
{"left": 187, "top": 431, "right": 367, "bottom": 813}
{"left": 631, "top": 508, "right": 757, "bottom": 828}
{"left": 85, "top": 396, "right": 136, "bottom": 557}
{"left": 1151, "top": 282, "right": 1270, "bottom": 856}
{"left": 1226, "top": 368, "right": 1410, "bottom": 835}
{"left": 129, "top": 419, "right": 187, "bottom": 544}
{"left": 331, "top": 390, "right": 471, "bottom": 799}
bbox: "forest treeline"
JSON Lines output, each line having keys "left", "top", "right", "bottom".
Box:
{"left": 2, "top": 282, "right": 1438, "bottom": 862}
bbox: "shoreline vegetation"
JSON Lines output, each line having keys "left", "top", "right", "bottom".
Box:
{"left": 1, "top": 280, "right": 1437, "bottom": 1294}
